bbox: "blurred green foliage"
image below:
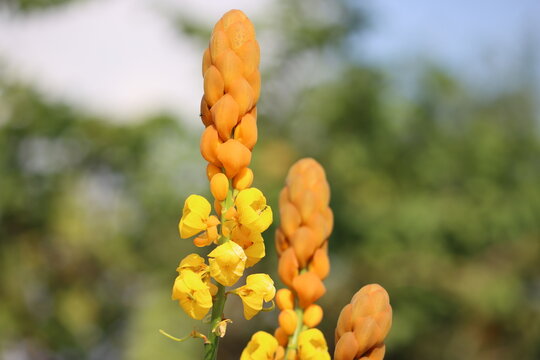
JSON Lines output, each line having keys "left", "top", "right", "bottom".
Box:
{"left": 1, "top": 0, "right": 540, "bottom": 359}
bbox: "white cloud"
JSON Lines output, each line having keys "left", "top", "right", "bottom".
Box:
{"left": 0, "top": 0, "right": 270, "bottom": 123}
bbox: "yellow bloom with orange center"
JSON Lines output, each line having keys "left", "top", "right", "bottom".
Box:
{"left": 232, "top": 274, "right": 275, "bottom": 320}
{"left": 297, "top": 328, "right": 331, "bottom": 360}
{"left": 240, "top": 331, "right": 279, "bottom": 360}
{"left": 231, "top": 225, "right": 266, "bottom": 267}
{"left": 235, "top": 188, "right": 272, "bottom": 233}
{"left": 208, "top": 241, "right": 247, "bottom": 286}
{"left": 178, "top": 195, "right": 220, "bottom": 246}
{"left": 171, "top": 270, "right": 212, "bottom": 320}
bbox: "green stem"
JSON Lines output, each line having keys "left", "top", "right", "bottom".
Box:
{"left": 203, "top": 184, "right": 234, "bottom": 360}
{"left": 204, "top": 283, "right": 226, "bottom": 360}
{"left": 284, "top": 307, "right": 304, "bottom": 358}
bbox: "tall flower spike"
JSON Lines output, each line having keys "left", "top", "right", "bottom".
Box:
{"left": 272, "top": 158, "right": 333, "bottom": 358}
{"left": 170, "top": 10, "right": 276, "bottom": 360}
{"left": 201, "top": 9, "right": 260, "bottom": 187}
{"left": 334, "top": 284, "right": 392, "bottom": 360}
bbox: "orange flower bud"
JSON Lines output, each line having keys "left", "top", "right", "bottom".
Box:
{"left": 200, "top": 125, "right": 222, "bottom": 166}
{"left": 229, "top": 78, "right": 254, "bottom": 115}
{"left": 200, "top": 97, "right": 212, "bottom": 127}
{"left": 215, "top": 49, "right": 243, "bottom": 91}
{"left": 335, "top": 303, "right": 353, "bottom": 342}
{"left": 291, "top": 226, "right": 319, "bottom": 268}
{"left": 276, "top": 288, "right": 294, "bottom": 311}
{"left": 303, "top": 304, "right": 323, "bottom": 328}
{"left": 211, "top": 94, "right": 239, "bottom": 140}
{"left": 304, "top": 213, "right": 328, "bottom": 247}
{"left": 214, "top": 199, "right": 222, "bottom": 216}
{"left": 210, "top": 173, "right": 229, "bottom": 201}
{"left": 206, "top": 163, "right": 222, "bottom": 181}
{"left": 321, "top": 207, "right": 334, "bottom": 238}
{"left": 334, "top": 332, "right": 358, "bottom": 360}
{"left": 292, "top": 272, "right": 326, "bottom": 308}
{"left": 232, "top": 167, "right": 254, "bottom": 190}
{"left": 278, "top": 248, "right": 299, "bottom": 288}
{"left": 209, "top": 30, "right": 229, "bottom": 64}
{"left": 334, "top": 285, "right": 392, "bottom": 359}
{"left": 278, "top": 309, "right": 297, "bottom": 336}
{"left": 279, "top": 187, "right": 290, "bottom": 209}
{"left": 193, "top": 236, "right": 213, "bottom": 247}
{"left": 275, "top": 228, "right": 289, "bottom": 256}
{"left": 246, "top": 69, "right": 261, "bottom": 103}
{"left": 309, "top": 248, "right": 330, "bottom": 280}
{"left": 216, "top": 139, "right": 251, "bottom": 178}
{"left": 225, "top": 20, "right": 255, "bottom": 50}
{"left": 234, "top": 113, "right": 258, "bottom": 150}
{"left": 275, "top": 346, "right": 285, "bottom": 360}
{"left": 203, "top": 65, "right": 224, "bottom": 107}
{"left": 216, "top": 9, "right": 247, "bottom": 32}
{"left": 359, "top": 345, "right": 385, "bottom": 360}
{"left": 202, "top": 48, "right": 211, "bottom": 76}
{"left": 274, "top": 327, "right": 289, "bottom": 347}
{"left": 280, "top": 201, "right": 301, "bottom": 239}
{"left": 296, "top": 191, "right": 317, "bottom": 223}
{"left": 236, "top": 39, "right": 260, "bottom": 76}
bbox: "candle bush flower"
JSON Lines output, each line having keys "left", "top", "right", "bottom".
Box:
{"left": 166, "top": 9, "right": 392, "bottom": 360}
{"left": 164, "top": 9, "right": 275, "bottom": 360}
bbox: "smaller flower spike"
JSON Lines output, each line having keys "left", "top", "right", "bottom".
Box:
{"left": 334, "top": 284, "right": 392, "bottom": 360}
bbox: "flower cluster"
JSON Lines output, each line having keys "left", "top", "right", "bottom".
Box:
{"left": 169, "top": 9, "right": 275, "bottom": 359}
{"left": 167, "top": 8, "right": 393, "bottom": 360}
{"left": 334, "top": 285, "right": 393, "bottom": 360}
{"left": 241, "top": 158, "right": 334, "bottom": 359}
{"left": 200, "top": 8, "right": 260, "bottom": 186}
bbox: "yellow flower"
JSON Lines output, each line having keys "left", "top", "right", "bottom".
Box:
{"left": 171, "top": 270, "right": 212, "bottom": 320}
{"left": 178, "top": 195, "right": 220, "bottom": 244}
{"left": 297, "top": 328, "right": 331, "bottom": 360}
{"left": 235, "top": 188, "right": 273, "bottom": 233}
{"left": 232, "top": 274, "right": 275, "bottom": 320}
{"left": 208, "top": 241, "right": 247, "bottom": 286}
{"left": 176, "top": 253, "right": 207, "bottom": 274}
{"left": 231, "top": 225, "right": 266, "bottom": 267}
{"left": 176, "top": 253, "right": 218, "bottom": 296}
{"left": 240, "top": 331, "right": 279, "bottom": 360}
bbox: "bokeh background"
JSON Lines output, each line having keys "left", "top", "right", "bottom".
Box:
{"left": 1, "top": 0, "right": 539, "bottom": 359}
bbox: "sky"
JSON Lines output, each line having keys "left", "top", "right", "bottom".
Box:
{"left": 0, "top": 0, "right": 538, "bottom": 122}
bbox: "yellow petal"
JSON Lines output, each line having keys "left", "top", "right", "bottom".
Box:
{"left": 241, "top": 331, "right": 278, "bottom": 360}
{"left": 235, "top": 188, "right": 273, "bottom": 233}
{"left": 208, "top": 241, "right": 247, "bottom": 286}
{"left": 179, "top": 195, "right": 212, "bottom": 238}
{"left": 176, "top": 253, "right": 208, "bottom": 274}
{"left": 246, "top": 274, "right": 275, "bottom": 302}
{"left": 297, "top": 328, "right": 330, "bottom": 360}
{"left": 171, "top": 270, "right": 212, "bottom": 320}
{"left": 184, "top": 194, "right": 211, "bottom": 217}
{"left": 244, "top": 240, "right": 265, "bottom": 268}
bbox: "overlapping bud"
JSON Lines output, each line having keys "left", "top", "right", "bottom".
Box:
{"left": 200, "top": 9, "right": 260, "bottom": 186}
{"left": 276, "top": 158, "right": 332, "bottom": 306}
{"left": 273, "top": 158, "right": 333, "bottom": 359}
{"left": 334, "top": 284, "right": 392, "bottom": 360}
